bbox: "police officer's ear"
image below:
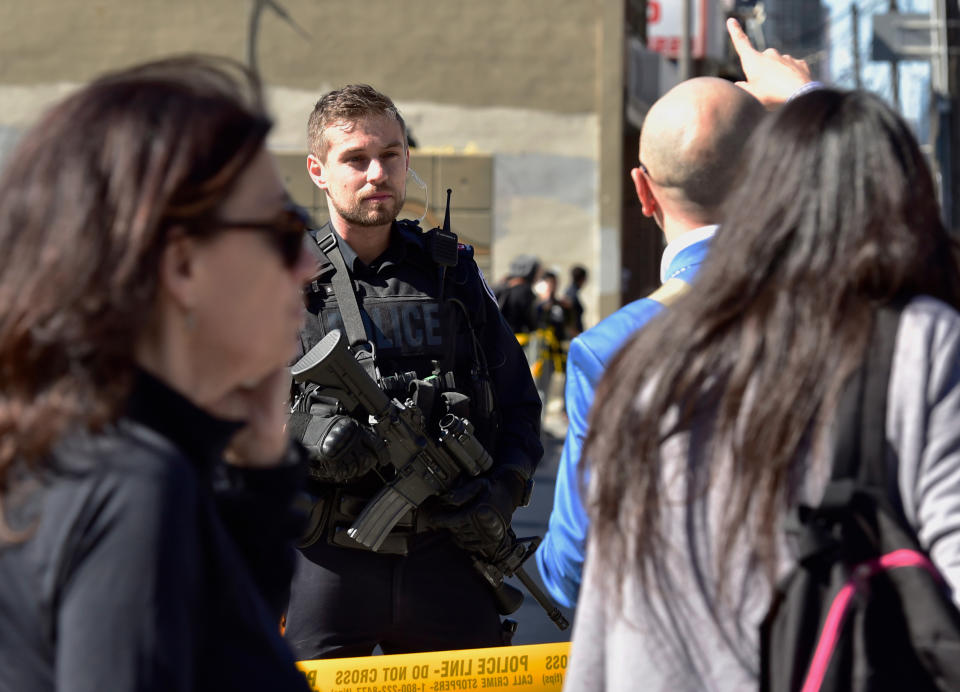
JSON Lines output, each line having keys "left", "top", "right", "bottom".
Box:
{"left": 306, "top": 154, "right": 327, "bottom": 192}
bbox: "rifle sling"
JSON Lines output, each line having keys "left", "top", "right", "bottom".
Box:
{"left": 316, "top": 231, "right": 378, "bottom": 381}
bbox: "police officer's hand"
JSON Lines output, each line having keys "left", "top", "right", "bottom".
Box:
{"left": 425, "top": 468, "right": 528, "bottom": 561}
{"left": 302, "top": 415, "right": 388, "bottom": 483}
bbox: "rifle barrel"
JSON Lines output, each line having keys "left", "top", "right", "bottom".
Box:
{"left": 514, "top": 566, "right": 570, "bottom": 631}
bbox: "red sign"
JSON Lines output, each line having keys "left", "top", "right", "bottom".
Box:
{"left": 646, "top": 0, "right": 710, "bottom": 59}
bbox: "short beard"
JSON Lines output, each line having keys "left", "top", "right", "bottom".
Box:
{"left": 329, "top": 191, "right": 405, "bottom": 227}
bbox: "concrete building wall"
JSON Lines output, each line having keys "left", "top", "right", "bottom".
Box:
{"left": 0, "top": 0, "right": 620, "bottom": 325}
{"left": 0, "top": 1, "right": 598, "bottom": 111}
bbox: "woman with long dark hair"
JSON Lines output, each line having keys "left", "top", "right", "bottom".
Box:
{"left": 565, "top": 88, "right": 960, "bottom": 689}
{"left": 0, "top": 57, "right": 315, "bottom": 690}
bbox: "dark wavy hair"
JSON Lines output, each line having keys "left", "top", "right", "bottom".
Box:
{"left": 0, "top": 56, "right": 272, "bottom": 536}
{"left": 585, "top": 89, "right": 960, "bottom": 626}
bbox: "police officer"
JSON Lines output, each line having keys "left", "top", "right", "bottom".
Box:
{"left": 283, "top": 84, "right": 544, "bottom": 659}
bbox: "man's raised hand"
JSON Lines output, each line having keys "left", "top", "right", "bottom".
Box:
{"left": 727, "top": 18, "right": 813, "bottom": 109}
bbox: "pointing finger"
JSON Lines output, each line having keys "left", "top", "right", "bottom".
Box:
{"left": 726, "top": 18, "right": 757, "bottom": 59}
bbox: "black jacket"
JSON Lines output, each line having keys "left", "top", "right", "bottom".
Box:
{"left": 0, "top": 372, "right": 310, "bottom": 692}
{"left": 495, "top": 282, "right": 538, "bottom": 335}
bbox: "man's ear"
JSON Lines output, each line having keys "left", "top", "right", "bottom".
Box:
{"left": 307, "top": 154, "right": 326, "bottom": 191}
{"left": 631, "top": 166, "right": 658, "bottom": 218}
{"left": 158, "top": 229, "right": 200, "bottom": 312}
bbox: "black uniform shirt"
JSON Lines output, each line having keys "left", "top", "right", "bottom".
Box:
{"left": 300, "top": 221, "right": 543, "bottom": 482}
{"left": 0, "top": 372, "right": 310, "bottom": 692}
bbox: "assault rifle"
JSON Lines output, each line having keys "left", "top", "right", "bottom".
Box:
{"left": 292, "top": 329, "right": 491, "bottom": 551}
{"left": 291, "top": 329, "right": 569, "bottom": 630}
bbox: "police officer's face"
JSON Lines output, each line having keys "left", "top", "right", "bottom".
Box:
{"left": 313, "top": 115, "right": 409, "bottom": 229}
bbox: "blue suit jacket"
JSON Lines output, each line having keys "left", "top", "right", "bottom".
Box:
{"left": 534, "top": 234, "right": 712, "bottom": 607}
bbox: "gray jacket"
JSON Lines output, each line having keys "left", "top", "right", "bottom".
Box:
{"left": 565, "top": 296, "right": 960, "bottom": 691}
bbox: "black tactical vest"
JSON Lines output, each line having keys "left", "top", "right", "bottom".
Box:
{"left": 300, "top": 221, "right": 498, "bottom": 449}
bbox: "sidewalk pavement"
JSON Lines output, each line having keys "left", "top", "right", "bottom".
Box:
{"left": 507, "top": 376, "right": 576, "bottom": 645}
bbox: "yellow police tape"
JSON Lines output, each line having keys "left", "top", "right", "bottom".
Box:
{"left": 298, "top": 641, "right": 571, "bottom": 692}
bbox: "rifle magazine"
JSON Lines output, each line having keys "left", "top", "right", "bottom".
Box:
{"left": 347, "top": 487, "right": 417, "bottom": 551}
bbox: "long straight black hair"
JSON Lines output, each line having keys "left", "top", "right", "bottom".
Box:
{"left": 585, "top": 88, "right": 960, "bottom": 609}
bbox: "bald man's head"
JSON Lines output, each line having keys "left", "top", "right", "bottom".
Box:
{"left": 640, "top": 77, "right": 764, "bottom": 218}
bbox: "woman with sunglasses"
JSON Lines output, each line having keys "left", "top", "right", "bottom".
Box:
{"left": 0, "top": 56, "right": 315, "bottom": 691}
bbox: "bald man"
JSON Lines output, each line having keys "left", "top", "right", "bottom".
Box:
{"left": 535, "top": 27, "right": 813, "bottom": 608}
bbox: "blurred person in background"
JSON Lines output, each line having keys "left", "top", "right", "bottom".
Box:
{"left": 532, "top": 270, "right": 569, "bottom": 415}
{"left": 493, "top": 253, "right": 542, "bottom": 370}
{"left": 534, "top": 270, "right": 569, "bottom": 345}
{"left": 0, "top": 56, "right": 315, "bottom": 692}
{"left": 562, "top": 265, "right": 588, "bottom": 338}
{"left": 495, "top": 254, "right": 541, "bottom": 337}
{"left": 566, "top": 86, "right": 960, "bottom": 689}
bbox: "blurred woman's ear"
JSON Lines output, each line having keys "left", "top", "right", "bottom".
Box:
{"left": 157, "top": 226, "right": 200, "bottom": 314}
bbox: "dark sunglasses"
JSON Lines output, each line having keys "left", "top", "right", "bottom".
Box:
{"left": 207, "top": 201, "right": 311, "bottom": 268}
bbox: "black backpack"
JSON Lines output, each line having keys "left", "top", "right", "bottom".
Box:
{"left": 760, "top": 304, "right": 960, "bottom": 691}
